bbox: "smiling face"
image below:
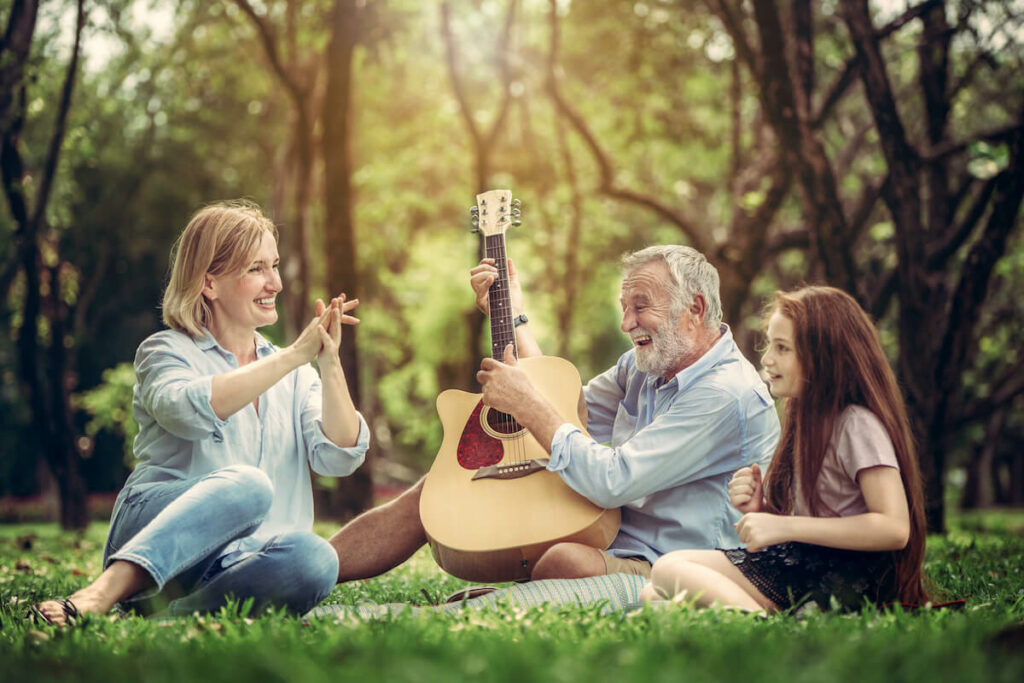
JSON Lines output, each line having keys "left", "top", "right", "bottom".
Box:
{"left": 203, "top": 230, "right": 282, "bottom": 336}
{"left": 761, "top": 311, "right": 803, "bottom": 398}
{"left": 619, "top": 261, "right": 696, "bottom": 378}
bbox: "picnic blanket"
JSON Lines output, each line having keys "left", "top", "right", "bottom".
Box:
{"left": 307, "top": 573, "right": 649, "bottom": 620}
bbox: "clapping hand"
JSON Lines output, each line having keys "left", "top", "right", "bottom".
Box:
{"left": 290, "top": 294, "right": 359, "bottom": 365}
{"left": 315, "top": 294, "right": 359, "bottom": 367}
{"left": 728, "top": 463, "right": 764, "bottom": 514}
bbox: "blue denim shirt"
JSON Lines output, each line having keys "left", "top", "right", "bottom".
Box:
{"left": 124, "top": 329, "right": 369, "bottom": 551}
{"left": 547, "top": 325, "right": 779, "bottom": 563}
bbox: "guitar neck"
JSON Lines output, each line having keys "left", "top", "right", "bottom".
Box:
{"left": 483, "top": 233, "right": 517, "bottom": 360}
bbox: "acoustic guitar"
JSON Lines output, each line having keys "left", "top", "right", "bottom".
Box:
{"left": 419, "top": 189, "right": 620, "bottom": 583}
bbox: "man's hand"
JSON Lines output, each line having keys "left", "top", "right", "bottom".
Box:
{"left": 476, "top": 344, "right": 535, "bottom": 415}
{"left": 469, "top": 258, "right": 525, "bottom": 317}
{"left": 734, "top": 512, "right": 790, "bottom": 552}
{"left": 728, "top": 463, "right": 764, "bottom": 514}
{"left": 476, "top": 345, "right": 565, "bottom": 452}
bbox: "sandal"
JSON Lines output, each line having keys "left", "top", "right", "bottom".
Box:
{"left": 444, "top": 586, "right": 500, "bottom": 603}
{"left": 26, "top": 598, "right": 80, "bottom": 626}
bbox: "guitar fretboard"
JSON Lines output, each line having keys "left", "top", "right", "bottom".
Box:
{"left": 484, "top": 234, "right": 518, "bottom": 361}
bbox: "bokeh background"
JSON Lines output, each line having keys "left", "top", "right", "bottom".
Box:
{"left": 1, "top": 0, "right": 1022, "bottom": 534}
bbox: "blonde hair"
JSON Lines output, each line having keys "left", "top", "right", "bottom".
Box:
{"left": 162, "top": 200, "right": 279, "bottom": 339}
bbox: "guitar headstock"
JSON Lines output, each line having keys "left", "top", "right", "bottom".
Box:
{"left": 470, "top": 189, "right": 521, "bottom": 236}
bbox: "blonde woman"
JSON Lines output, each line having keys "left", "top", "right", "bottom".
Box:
{"left": 33, "top": 201, "right": 366, "bottom": 625}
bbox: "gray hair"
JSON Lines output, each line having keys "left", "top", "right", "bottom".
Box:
{"left": 621, "top": 245, "right": 723, "bottom": 330}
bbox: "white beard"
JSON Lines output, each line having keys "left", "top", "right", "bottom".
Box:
{"left": 633, "top": 318, "right": 694, "bottom": 378}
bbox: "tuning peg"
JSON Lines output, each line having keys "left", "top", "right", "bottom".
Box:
{"left": 470, "top": 206, "right": 479, "bottom": 215}
{"left": 512, "top": 219, "right": 522, "bottom": 227}
{"left": 511, "top": 198, "right": 521, "bottom": 209}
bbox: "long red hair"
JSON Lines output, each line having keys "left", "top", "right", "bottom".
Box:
{"left": 762, "top": 286, "right": 929, "bottom": 604}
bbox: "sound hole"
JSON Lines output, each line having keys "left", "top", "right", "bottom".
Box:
{"left": 485, "top": 408, "right": 521, "bottom": 435}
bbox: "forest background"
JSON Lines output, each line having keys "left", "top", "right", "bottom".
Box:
{"left": 1, "top": 0, "right": 1022, "bottom": 535}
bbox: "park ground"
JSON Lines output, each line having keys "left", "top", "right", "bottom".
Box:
{"left": 0, "top": 510, "right": 1022, "bottom": 683}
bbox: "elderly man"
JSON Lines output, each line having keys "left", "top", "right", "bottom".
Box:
{"left": 328, "top": 245, "right": 779, "bottom": 582}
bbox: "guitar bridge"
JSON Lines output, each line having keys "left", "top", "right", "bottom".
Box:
{"left": 471, "top": 458, "right": 550, "bottom": 480}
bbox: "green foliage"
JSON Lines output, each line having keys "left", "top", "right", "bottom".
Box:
{"left": 2, "top": 0, "right": 1024, "bottom": 516}
{"left": 74, "top": 363, "right": 138, "bottom": 466}
{"left": 1, "top": 520, "right": 1023, "bottom": 682}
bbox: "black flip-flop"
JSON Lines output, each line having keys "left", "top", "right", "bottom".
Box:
{"left": 27, "top": 598, "right": 80, "bottom": 626}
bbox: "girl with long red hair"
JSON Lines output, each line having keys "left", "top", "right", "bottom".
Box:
{"left": 643, "top": 286, "right": 929, "bottom": 612}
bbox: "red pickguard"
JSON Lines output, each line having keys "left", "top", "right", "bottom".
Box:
{"left": 456, "top": 400, "right": 503, "bottom": 470}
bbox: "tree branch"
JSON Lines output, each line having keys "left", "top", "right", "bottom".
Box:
{"left": 231, "top": 0, "right": 309, "bottom": 104}
{"left": 0, "top": 0, "right": 40, "bottom": 136}
{"left": 766, "top": 226, "right": 810, "bottom": 254}
{"left": 812, "top": 0, "right": 942, "bottom": 128}
{"left": 922, "top": 122, "right": 1024, "bottom": 164}
{"left": 936, "top": 119, "right": 1024, "bottom": 397}
{"left": 31, "top": 0, "right": 85, "bottom": 230}
{"left": 954, "top": 357, "right": 1024, "bottom": 428}
{"left": 706, "top": 0, "right": 760, "bottom": 83}
{"left": 927, "top": 173, "right": 998, "bottom": 268}
{"left": 546, "top": 0, "right": 708, "bottom": 251}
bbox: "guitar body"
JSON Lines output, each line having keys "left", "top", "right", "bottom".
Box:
{"left": 420, "top": 355, "right": 620, "bottom": 583}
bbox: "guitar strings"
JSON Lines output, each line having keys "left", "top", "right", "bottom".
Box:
{"left": 485, "top": 231, "right": 526, "bottom": 465}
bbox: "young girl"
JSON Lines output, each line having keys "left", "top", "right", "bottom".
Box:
{"left": 644, "top": 286, "right": 929, "bottom": 613}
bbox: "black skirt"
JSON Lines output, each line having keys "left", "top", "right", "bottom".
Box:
{"left": 721, "top": 541, "right": 898, "bottom": 611}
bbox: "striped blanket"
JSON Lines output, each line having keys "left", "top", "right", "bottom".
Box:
{"left": 307, "top": 573, "right": 649, "bottom": 620}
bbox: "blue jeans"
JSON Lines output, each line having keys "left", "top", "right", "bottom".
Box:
{"left": 104, "top": 464, "right": 338, "bottom": 616}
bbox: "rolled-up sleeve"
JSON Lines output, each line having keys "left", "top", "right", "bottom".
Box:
{"left": 297, "top": 367, "right": 369, "bottom": 476}
{"left": 134, "top": 334, "right": 228, "bottom": 441}
{"left": 547, "top": 387, "right": 746, "bottom": 508}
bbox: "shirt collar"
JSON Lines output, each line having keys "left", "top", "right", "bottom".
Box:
{"left": 658, "top": 323, "right": 735, "bottom": 392}
{"left": 195, "top": 328, "right": 275, "bottom": 359}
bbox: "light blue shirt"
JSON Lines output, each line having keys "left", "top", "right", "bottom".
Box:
{"left": 547, "top": 325, "right": 779, "bottom": 563}
{"left": 125, "top": 329, "right": 369, "bottom": 555}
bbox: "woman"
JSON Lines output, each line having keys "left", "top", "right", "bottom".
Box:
{"left": 33, "top": 200, "right": 366, "bottom": 624}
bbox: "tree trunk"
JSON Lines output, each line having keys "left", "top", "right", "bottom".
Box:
{"left": 321, "top": 0, "right": 372, "bottom": 518}
{"left": 0, "top": 0, "right": 89, "bottom": 529}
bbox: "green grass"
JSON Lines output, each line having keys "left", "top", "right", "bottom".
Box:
{"left": 1, "top": 518, "right": 1023, "bottom": 683}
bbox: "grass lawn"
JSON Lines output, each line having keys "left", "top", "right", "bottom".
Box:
{"left": 1, "top": 511, "right": 1023, "bottom": 683}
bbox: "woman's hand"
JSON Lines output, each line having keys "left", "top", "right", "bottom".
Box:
{"left": 288, "top": 295, "right": 359, "bottom": 366}
{"left": 316, "top": 294, "right": 360, "bottom": 367}
{"left": 469, "top": 258, "right": 524, "bottom": 317}
{"left": 734, "top": 512, "right": 791, "bottom": 552}
{"left": 728, "top": 463, "right": 764, "bottom": 514}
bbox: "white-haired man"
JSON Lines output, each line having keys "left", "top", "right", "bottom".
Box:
{"left": 328, "top": 245, "right": 779, "bottom": 582}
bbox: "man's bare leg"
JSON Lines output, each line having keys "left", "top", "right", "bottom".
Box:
{"left": 529, "top": 542, "right": 607, "bottom": 580}
{"left": 329, "top": 478, "right": 428, "bottom": 582}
